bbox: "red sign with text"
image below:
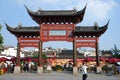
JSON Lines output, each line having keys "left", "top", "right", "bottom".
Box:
{"left": 41, "top": 24, "right": 74, "bottom": 42}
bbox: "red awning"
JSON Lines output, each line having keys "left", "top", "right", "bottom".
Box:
{"left": 10, "top": 57, "right": 16, "bottom": 61}
{"left": 0, "top": 57, "right": 8, "bottom": 61}
{"left": 85, "top": 57, "right": 95, "bottom": 61}
{"left": 100, "top": 57, "right": 109, "bottom": 61}
{"left": 109, "top": 58, "right": 119, "bottom": 63}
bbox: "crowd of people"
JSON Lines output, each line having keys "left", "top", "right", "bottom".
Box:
{"left": 78, "top": 62, "right": 120, "bottom": 76}
{"left": 0, "top": 60, "right": 37, "bottom": 74}
{"left": 64, "top": 62, "right": 73, "bottom": 71}
{"left": 63, "top": 61, "right": 120, "bottom": 77}
{"left": 0, "top": 60, "right": 120, "bottom": 77}
{"left": 0, "top": 61, "right": 15, "bottom": 74}
{"left": 21, "top": 61, "right": 37, "bottom": 72}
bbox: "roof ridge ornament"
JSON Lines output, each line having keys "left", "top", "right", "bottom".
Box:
{"left": 38, "top": 7, "right": 42, "bottom": 11}
{"left": 18, "top": 22, "right": 22, "bottom": 27}
{"left": 73, "top": 7, "right": 77, "bottom": 12}
{"left": 94, "top": 22, "right": 98, "bottom": 27}
{"left": 37, "top": 7, "right": 42, "bottom": 14}
{"left": 94, "top": 22, "right": 99, "bottom": 30}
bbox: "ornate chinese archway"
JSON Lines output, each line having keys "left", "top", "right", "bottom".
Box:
{"left": 6, "top": 5, "right": 109, "bottom": 74}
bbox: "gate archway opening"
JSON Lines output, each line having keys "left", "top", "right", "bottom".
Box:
{"left": 43, "top": 41, "right": 73, "bottom": 49}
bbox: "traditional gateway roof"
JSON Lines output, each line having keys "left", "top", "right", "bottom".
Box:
{"left": 73, "top": 21, "right": 109, "bottom": 37}
{"left": 5, "top": 23, "right": 40, "bottom": 37}
{"left": 25, "top": 5, "right": 86, "bottom": 24}
{"left": 5, "top": 20, "right": 109, "bottom": 37}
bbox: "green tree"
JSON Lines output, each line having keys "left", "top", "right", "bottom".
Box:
{"left": 111, "top": 44, "right": 120, "bottom": 58}
{"left": 0, "top": 24, "right": 3, "bottom": 53}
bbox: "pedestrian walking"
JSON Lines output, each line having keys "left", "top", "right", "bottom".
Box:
{"left": 11, "top": 62, "right": 15, "bottom": 73}
{"left": 81, "top": 63, "right": 88, "bottom": 80}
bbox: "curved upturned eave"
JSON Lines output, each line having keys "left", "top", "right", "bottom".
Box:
{"left": 74, "top": 20, "right": 109, "bottom": 37}
{"left": 73, "top": 5, "right": 87, "bottom": 24}
{"left": 5, "top": 23, "right": 40, "bottom": 36}
{"left": 24, "top": 5, "right": 36, "bottom": 18}
{"left": 5, "top": 23, "right": 16, "bottom": 35}
{"left": 75, "top": 4, "right": 87, "bottom": 16}
{"left": 98, "top": 20, "right": 109, "bottom": 34}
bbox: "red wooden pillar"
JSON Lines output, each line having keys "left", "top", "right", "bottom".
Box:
{"left": 72, "top": 24, "right": 78, "bottom": 74}
{"left": 37, "top": 24, "right": 44, "bottom": 74}
{"left": 16, "top": 42, "right": 20, "bottom": 66}
{"left": 73, "top": 24, "right": 77, "bottom": 67}
{"left": 73, "top": 40, "right": 77, "bottom": 67}
{"left": 38, "top": 41, "right": 43, "bottom": 66}
{"left": 13, "top": 42, "right": 21, "bottom": 73}
{"left": 95, "top": 38, "right": 99, "bottom": 66}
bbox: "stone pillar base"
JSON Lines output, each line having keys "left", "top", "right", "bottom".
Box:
{"left": 37, "top": 66, "right": 43, "bottom": 74}
{"left": 14, "top": 66, "right": 21, "bottom": 74}
{"left": 73, "top": 66, "right": 78, "bottom": 75}
{"left": 96, "top": 66, "right": 102, "bottom": 74}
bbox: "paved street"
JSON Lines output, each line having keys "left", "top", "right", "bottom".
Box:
{"left": 0, "top": 71, "right": 120, "bottom": 80}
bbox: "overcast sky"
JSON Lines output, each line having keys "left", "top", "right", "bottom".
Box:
{"left": 0, "top": 0, "right": 120, "bottom": 50}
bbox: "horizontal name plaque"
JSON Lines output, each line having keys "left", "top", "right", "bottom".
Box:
{"left": 49, "top": 30, "right": 66, "bottom": 36}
